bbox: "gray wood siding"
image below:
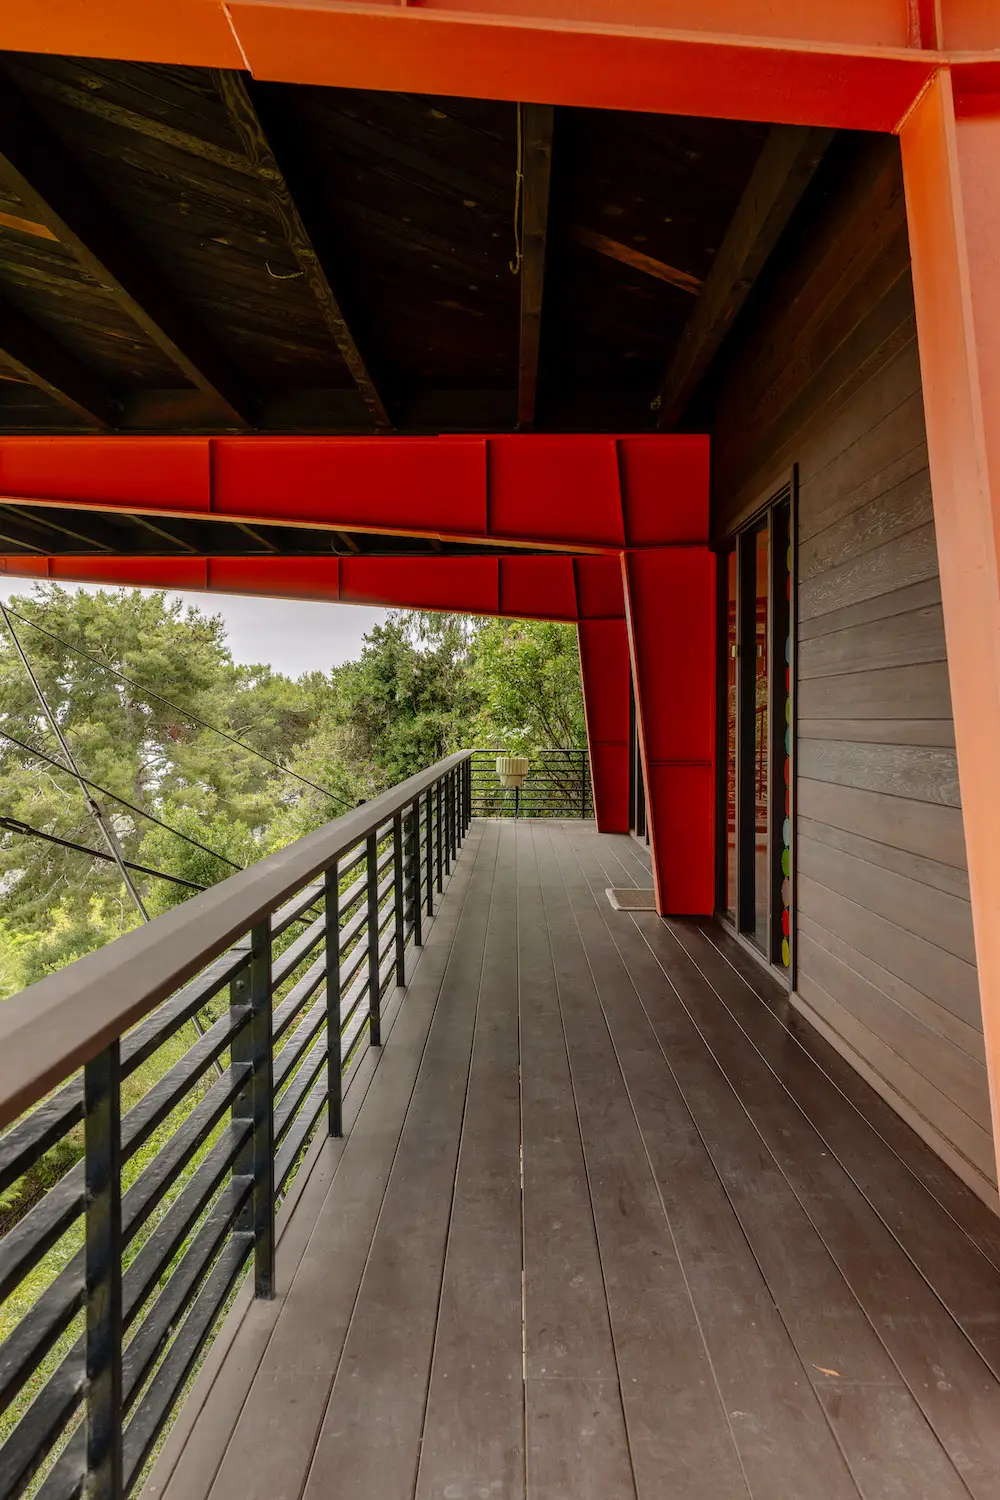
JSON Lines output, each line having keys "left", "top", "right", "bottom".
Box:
{"left": 709, "top": 138, "right": 993, "bottom": 1198}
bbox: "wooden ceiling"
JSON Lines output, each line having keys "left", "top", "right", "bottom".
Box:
{"left": 0, "top": 51, "right": 831, "bottom": 437}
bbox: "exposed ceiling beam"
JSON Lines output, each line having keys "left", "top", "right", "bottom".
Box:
{"left": 571, "top": 227, "right": 701, "bottom": 295}
{"left": 517, "top": 103, "right": 554, "bottom": 431}
{"left": 214, "top": 70, "right": 392, "bottom": 431}
{"left": 0, "top": 295, "right": 114, "bottom": 428}
{"left": 652, "top": 124, "right": 834, "bottom": 428}
{"left": 0, "top": 77, "right": 255, "bottom": 430}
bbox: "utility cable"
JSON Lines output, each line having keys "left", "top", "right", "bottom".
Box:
{"left": 0, "top": 728, "right": 243, "bottom": 871}
{"left": 1, "top": 602, "right": 151, "bottom": 918}
{"left": 0, "top": 816, "right": 206, "bottom": 892}
{"left": 1, "top": 603, "right": 351, "bottom": 811}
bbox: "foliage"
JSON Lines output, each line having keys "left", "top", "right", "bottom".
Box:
{"left": 1, "top": 586, "right": 584, "bottom": 991}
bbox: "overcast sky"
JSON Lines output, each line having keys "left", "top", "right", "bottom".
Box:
{"left": 0, "top": 579, "right": 388, "bottom": 677}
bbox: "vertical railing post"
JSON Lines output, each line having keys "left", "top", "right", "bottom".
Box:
{"left": 232, "top": 920, "right": 275, "bottom": 1298}
{"left": 393, "top": 811, "right": 406, "bottom": 986}
{"left": 425, "top": 787, "right": 434, "bottom": 917}
{"left": 443, "top": 773, "right": 452, "bottom": 877}
{"left": 366, "top": 830, "right": 382, "bottom": 1046}
{"left": 436, "top": 778, "right": 445, "bottom": 889}
{"left": 408, "top": 798, "right": 423, "bottom": 948}
{"left": 84, "top": 1042, "right": 123, "bottom": 1500}
{"left": 325, "top": 860, "right": 343, "bottom": 1138}
{"left": 465, "top": 756, "right": 472, "bottom": 831}
{"left": 581, "top": 750, "right": 587, "bottom": 818}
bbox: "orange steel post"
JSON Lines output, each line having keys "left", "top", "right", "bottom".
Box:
{"left": 900, "top": 70, "right": 1000, "bottom": 1183}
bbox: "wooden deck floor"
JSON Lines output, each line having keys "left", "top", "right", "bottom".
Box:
{"left": 148, "top": 819, "right": 1000, "bottom": 1500}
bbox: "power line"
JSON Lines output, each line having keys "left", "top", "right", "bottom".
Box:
{"left": 0, "top": 728, "right": 242, "bottom": 872}
{"left": 2, "top": 602, "right": 350, "bottom": 810}
{"left": 0, "top": 816, "right": 206, "bottom": 892}
{"left": 1, "top": 601, "right": 150, "bottom": 917}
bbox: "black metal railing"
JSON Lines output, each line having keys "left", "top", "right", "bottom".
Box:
{"left": 469, "top": 747, "right": 592, "bottom": 819}
{"left": 0, "top": 752, "right": 473, "bottom": 1500}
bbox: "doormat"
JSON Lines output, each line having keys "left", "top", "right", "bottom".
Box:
{"left": 606, "top": 888, "right": 656, "bottom": 911}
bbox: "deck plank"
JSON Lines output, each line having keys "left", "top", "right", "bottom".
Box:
{"left": 206, "top": 825, "right": 497, "bottom": 1500}
{"left": 558, "top": 827, "right": 895, "bottom": 1500}
{"left": 671, "top": 919, "right": 1000, "bottom": 1376}
{"left": 534, "top": 826, "right": 752, "bottom": 1500}
{"left": 516, "top": 826, "right": 635, "bottom": 1499}
{"left": 569, "top": 828, "right": 975, "bottom": 1500}
{"left": 301, "top": 825, "right": 501, "bottom": 1500}
{"left": 623, "top": 904, "right": 1000, "bottom": 1498}
{"left": 694, "top": 918, "right": 1000, "bottom": 1273}
{"left": 415, "top": 824, "right": 525, "bottom": 1500}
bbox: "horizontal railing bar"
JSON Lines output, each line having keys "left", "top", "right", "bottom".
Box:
{"left": 0, "top": 1120, "right": 251, "bottom": 1439}
{"left": 34, "top": 1172, "right": 253, "bottom": 1500}
{"left": 0, "top": 1271, "right": 83, "bottom": 1424}
{"left": 121, "top": 1008, "right": 249, "bottom": 1165}
{"left": 274, "top": 1045, "right": 327, "bottom": 1146}
{"left": 122, "top": 1234, "right": 254, "bottom": 1492}
{"left": 273, "top": 999, "right": 327, "bottom": 1095}
{"left": 120, "top": 1064, "right": 249, "bottom": 1254}
{"left": 0, "top": 752, "right": 471, "bottom": 1130}
{"left": 272, "top": 954, "right": 326, "bottom": 1048}
{"left": 0, "top": 1170, "right": 83, "bottom": 1309}
{"left": 121, "top": 949, "right": 248, "bottom": 1078}
{"left": 0, "top": 1083, "right": 84, "bottom": 1201}
{"left": 275, "top": 1082, "right": 326, "bottom": 1197}
{"left": 122, "top": 1178, "right": 252, "bottom": 1417}
{"left": 0, "top": 1349, "right": 84, "bottom": 1500}
{"left": 270, "top": 914, "right": 325, "bottom": 993}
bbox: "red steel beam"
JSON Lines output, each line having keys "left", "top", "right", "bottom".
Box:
{"left": 0, "top": 552, "right": 626, "bottom": 622}
{"left": 0, "top": 434, "right": 709, "bottom": 555}
{"left": 2, "top": 1, "right": 990, "bottom": 135}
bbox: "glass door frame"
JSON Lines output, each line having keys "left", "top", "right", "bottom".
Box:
{"left": 716, "top": 478, "right": 797, "bottom": 986}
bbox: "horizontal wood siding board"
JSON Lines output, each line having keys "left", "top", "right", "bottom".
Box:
{"left": 798, "top": 719, "right": 956, "bottom": 747}
{"left": 798, "top": 578, "right": 943, "bottom": 643}
{"left": 715, "top": 292, "right": 917, "bottom": 537}
{"left": 796, "top": 872, "right": 980, "bottom": 1028}
{"left": 798, "top": 739, "right": 960, "bottom": 808}
{"left": 797, "top": 833, "right": 976, "bottom": 965}
{"left": 798, "top": 466, "right": 932, "bottom": 583}
{"left": 797, "top": 662, "right": 953, "bottom": 721}
{"left": 799, "top": 521, "right": 941, "bottom": 621}
{"left": 797, "top": 911, "right": 984, "bottom": 1057}
{"left": 796, "top": 930, "right": 990, "bottom": 1127}
{"left": 798, "top": 603, "right": 948, "bottom": 679}
{"left": 799, "top": 433, "right": 928, "bottom": 552}
{"left": 794, "top": 971, "right": 996, "bottom": 1184}
{"left": 798, "top": 816, "right": 970, "bottom": 902}
{"left": 797, "top": 778, "right": 968, "bottom": 869}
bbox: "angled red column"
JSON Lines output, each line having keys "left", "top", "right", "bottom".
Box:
{"left": 900, "top": 71, "right": 1000, "bottom": 1185}
{"left": 577, "top": 618, "right": 631, "bottom": 832}
{"left": 622, "top": 548, "right": 716, "bottom": 915}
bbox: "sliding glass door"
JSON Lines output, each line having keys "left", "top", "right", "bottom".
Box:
{"left": 719, "top": 490, "right": 794, "bottom": 976}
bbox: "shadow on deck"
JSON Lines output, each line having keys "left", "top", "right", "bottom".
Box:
{"left": 148, "top": 820, "right": 1000, "bottom": 1500}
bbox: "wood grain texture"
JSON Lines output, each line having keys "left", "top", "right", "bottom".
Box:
{"left": 797, "top": 740, "right": 960, "bottom": 807}
{"left": 709, "top": 130, "right": 985, "bottom": 1190}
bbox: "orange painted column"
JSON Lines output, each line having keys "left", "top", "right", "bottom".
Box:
{"left": 577, "top": 618, "right": 631, "bottom": 833}
{"left": 900, "top": 72, "right": 1000, "bottom": 1182}
{"left": 621, "top": 547, "right": 716, "bottom": 916}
